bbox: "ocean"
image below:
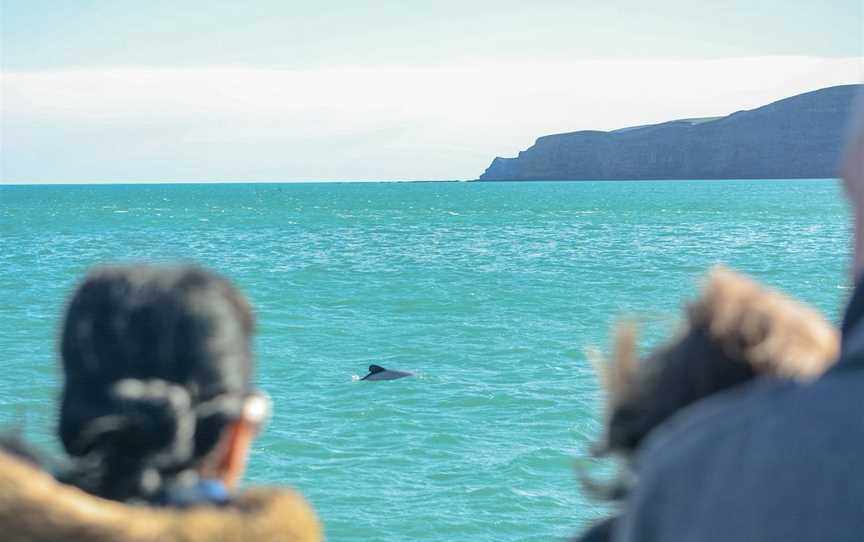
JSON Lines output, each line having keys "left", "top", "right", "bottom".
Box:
{"left": 0, "top": 180, "right": 851, "bottom": 541}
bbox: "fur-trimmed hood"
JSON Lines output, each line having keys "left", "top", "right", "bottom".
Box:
{"left": 0, "top": 451, "right": 322, "bottom": 542}
{"left": 596, "top": 266, "right": 840, "bottom": 453}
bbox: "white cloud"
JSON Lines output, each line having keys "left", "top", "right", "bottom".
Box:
{"left": 2, "top": 56, "right": 861, "bottom": 182}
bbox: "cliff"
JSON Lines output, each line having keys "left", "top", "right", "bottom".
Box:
{"left": 478, "top": 85, "right": 862, "bottom": 181}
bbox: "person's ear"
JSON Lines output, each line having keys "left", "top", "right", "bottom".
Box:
{"left": 215, "top": 417, "right": 257, "bottom": 490}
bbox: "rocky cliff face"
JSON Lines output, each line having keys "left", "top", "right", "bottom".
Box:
{"left": 478, "top": 85, "right": 861, "bottom": 181}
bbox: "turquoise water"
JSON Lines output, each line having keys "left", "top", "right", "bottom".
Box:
{"left": 0, "top": 180, "right": 851, "bottom": 541}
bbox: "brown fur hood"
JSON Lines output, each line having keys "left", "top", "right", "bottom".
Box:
{"left": 0, "top": 451, "right": 322, "bottom": 542}
{"left": 596, "top": 266, "right": 840, "bottom": 453}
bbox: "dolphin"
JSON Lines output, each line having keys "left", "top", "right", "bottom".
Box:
{"left": 361, "top": 364, "right": 413, "bottom": 381}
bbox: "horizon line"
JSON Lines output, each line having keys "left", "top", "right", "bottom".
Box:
{"left": 0, "top": 179, "right": 469, "bottom": 186}
{"left": 0, "top": 178, "right": 842, "bottom": 187}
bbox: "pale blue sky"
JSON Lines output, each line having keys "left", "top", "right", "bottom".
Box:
{"left": 3, "top": 0, "right": 862, "bottom": 70}
{"left": 1, "top": 1, "right": 862, "bottom": 182}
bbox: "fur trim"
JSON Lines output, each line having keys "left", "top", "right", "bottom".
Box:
{"left": 0, "top": 452, "right": 321, "bottom": 542}
{"left": 595, "top": 267, "right": 839, "bottom": 453}
{"left": 600, "top": 267, "right": 839, "bottom": 405}
{"left": 689, "top": 266, "right": 839, "bottom": 380}
{"left": 600, "top": 322, "right": 639, "bottom": 409}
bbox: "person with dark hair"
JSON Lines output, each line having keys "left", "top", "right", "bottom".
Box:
{"left": 575, "top": 267, "right": 839, "bottom": 541}
{"left": 610, "top": 103, "right": 864, "bottom": 541}
{"left": 0, "top": 265, "right": 321, "bottom": 541}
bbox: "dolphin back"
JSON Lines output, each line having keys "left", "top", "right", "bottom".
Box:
{"left": 361, "top": 367, "right": 413, "bottom": 381}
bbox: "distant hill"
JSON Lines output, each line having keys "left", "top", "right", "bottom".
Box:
{"left": 477, "top": 85, "right": 862, "bottom": 181}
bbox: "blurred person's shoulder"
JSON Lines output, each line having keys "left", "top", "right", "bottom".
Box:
{"left": 0, "top": 449, "right": 322, "bottom": 542}
{"left": 636, "top": 376, "right": 798, "bottom": 469}
{"left": 616, "top": 368, "right": 864, "bottom": 541}
{"left": 638, "top": 363, "right": 864, "bottom": 482}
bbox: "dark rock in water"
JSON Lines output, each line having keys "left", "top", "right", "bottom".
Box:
{"left": 478, "top": 84, "right": 862, "bottom": 181}
{"left": 361, "top": 364, "right": 413, "bottom": 381}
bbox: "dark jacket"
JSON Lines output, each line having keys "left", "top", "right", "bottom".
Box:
{"left": 614, "top": 282, "right": 864, "bottom": 541}
{"left": 575, "top": 518, "right": 616, "bottom": 542}
{"left": 0, "top": 451, "right": 321, "bottom": 542}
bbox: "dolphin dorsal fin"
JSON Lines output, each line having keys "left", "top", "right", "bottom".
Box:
{"left": 368, "top": 364, "right": 386, "bottom": 373}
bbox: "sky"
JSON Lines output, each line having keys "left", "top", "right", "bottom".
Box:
{"left": 1, "top": 0, "right": 862, "bottom": 183}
